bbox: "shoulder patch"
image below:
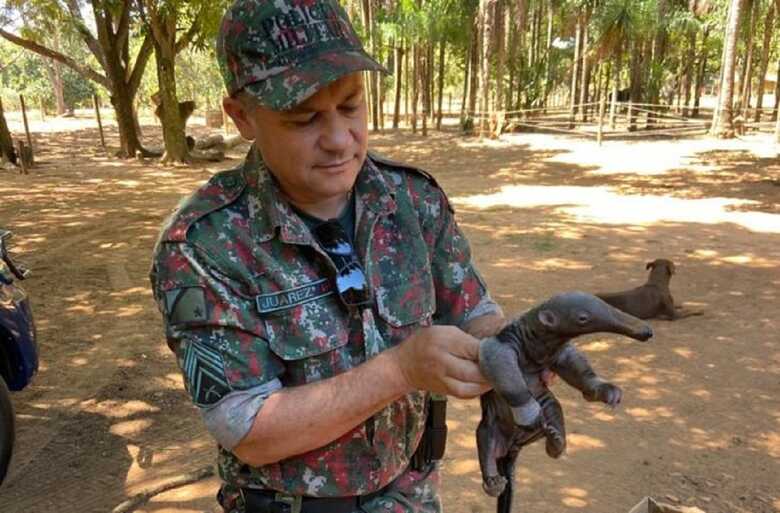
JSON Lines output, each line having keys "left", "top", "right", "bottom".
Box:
{"left": 165, "top": 286, "right": 208, "bottom": 325}
{"left": 182, "top": 340, "right": 231, "bottom": 407}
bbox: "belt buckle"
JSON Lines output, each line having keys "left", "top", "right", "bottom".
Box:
{"left": 274, "top": 492, "right": 303, "bottom": 513}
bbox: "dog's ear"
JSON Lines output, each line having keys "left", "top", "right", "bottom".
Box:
{"left": 668, "top": 261, "right": 676, "bottom": 275}
{"left": 646, "top": 261, "right": 655, "bottom": 270}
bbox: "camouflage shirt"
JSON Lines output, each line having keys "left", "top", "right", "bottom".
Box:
{"left": 150, "top": 147, "right": 495, "bottom": 510}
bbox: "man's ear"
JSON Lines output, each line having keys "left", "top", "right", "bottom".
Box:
{"left": 222, "top": 96, "right": 257, "bottom": 141}
{"left": 538, "top": 309, "right": 558, "bottom": 328}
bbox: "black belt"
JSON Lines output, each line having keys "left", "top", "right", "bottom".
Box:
{"left": 240, "top": 486, "right": 386, "bottom": 513}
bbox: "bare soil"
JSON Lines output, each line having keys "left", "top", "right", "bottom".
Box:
{"left": 0, "top": 114, "right": 778, "bottom": 513}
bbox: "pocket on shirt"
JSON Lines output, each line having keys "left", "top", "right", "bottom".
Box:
{"left": 261, "top": 291, "right": 353, "bottom": 384}
{"left": 375, "top": 272, "right": 436, "bottom": 329}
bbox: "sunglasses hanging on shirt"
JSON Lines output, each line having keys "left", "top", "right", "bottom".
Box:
{"left": 311, "top": 220, "right": 372, "bottom": 308}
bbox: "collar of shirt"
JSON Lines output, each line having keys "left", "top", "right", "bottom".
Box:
{"left": 245, "top": 146, "right": 398, "bottom": 246}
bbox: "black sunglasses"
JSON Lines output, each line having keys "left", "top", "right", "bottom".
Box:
{"left": 312, "top": 221, "right": 372, "bottom": 308}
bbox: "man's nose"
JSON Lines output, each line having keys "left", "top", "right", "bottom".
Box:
{"left": 318, "top": 113, "right": 352, "bottom": 152}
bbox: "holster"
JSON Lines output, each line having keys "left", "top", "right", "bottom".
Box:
{"left": 411, "top": 394, "right": 447, "bottom": 471}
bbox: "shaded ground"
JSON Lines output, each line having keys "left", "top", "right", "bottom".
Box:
{"left": 0, "top": 115, "right": 778, "bottom": 513}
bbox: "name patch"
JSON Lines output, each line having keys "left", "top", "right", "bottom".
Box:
{"left": 256, "top": 278, "right": 335, "bottom": 314}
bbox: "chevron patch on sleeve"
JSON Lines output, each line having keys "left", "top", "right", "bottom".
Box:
{"left": 182, "top": 340, "right": 231, "bottom": 407}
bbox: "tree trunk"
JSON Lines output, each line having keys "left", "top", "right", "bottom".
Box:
{"left": 773, "top": 57, "right": 780, "bottom": 122}
{"left": 154, "top": 44, "right": 188, "bottom": 163}
{"left": 393, "top": 44, "right": 403, "bottom": 129}
{"left": 738, "top": 0, "right": 759, "bottom": 118}
{"left": 461, "top": 38, "right": 470, "bottom": 123}
{"left": 421, "top": 43, "right": 430, "bottom": 137}
{"left": 427, "top": 42, "right": 434, "bottom": 127}
{"left": 404, "top": 41, "right": 410, "bottom": 124}
{"left": 360, "top": 0, "right": 379, "bottom": 131}
{"left": 436, "top": 40, "right": 445, "bottom": 130}
{"left": 467, "top": 16, "right": 480, "bottom": 129}
{"left": 412, "top": 44, "right": 419, "bottom": 134}
{"left": 478, "top": 0, "right": 496, "bottom": 137}
{"left": 628, "top": 40, "right": 644, "bottom": 132}
{"left": 542, "top": 0, "right": 553, "bottom": 109}
{"left": 43, "top": 57, "right": 68, "bottom": 116}
{"left": 0, "top": 97, "right": 17, "bottom": 164}
{"left": 710, "top": 0, "right": 745, "bottom": 138}
{"left": 609, "top": 52, "right": 621, "bottom": 130}
{"left": 753, "top": 1, "right": 775, "bottom": 122}
{"left": 578, "top": 18, "right": 590, "bottom": 121}
{"left": 693, "top": 25, "right": 710, "bottom": 117}
{"left": 145, "top": 2, "right": 188, "bottom": 163}
{"left": 682, "top": 28, "right": 696, "bottom": 117}
{"left": 570, "top": 15, "right": 582, "bottom": 120}
{"left": 494, "top": 2, "right": 506, "bottom": 135}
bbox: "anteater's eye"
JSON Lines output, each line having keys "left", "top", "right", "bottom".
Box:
{"left": 577, "top": 313, "right": 590, "bottom": 325}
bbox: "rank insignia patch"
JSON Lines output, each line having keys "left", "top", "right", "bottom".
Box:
{"left": 182, "top": 340, "right": 230, "bottom": 406}
{"left": 165, "top": 286, "right": 207, "bottom": 325}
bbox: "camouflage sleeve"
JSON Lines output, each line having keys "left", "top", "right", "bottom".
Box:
{"left": 150, "top": 241, "right": 285, "bottom": 410}
{"left": 201, "top": 379, "right": 282, "bottom": 449}
{"left": 409, "top": 175, "right": 499, "bottom": 327}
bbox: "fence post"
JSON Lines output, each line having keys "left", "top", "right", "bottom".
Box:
{"left": 93, "top": 94, "right": 106, "bottom": 150}
{"left": 19, "top": 94, "right": 32, "bottom": 151}
{"left": 597, "top": 94, "right": 606, "bottom": 145}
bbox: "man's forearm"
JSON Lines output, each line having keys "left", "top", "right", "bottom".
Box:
{"left": 233, "top": 346, "right": 410, "bottom": 467}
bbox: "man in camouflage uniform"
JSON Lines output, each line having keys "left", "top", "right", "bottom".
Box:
{"left": 149, "top": 0, "right": 506, "bottom": 512}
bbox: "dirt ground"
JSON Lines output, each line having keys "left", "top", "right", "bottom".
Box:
{"left": 0, "top": 113, "right": 778, "bottom": 513}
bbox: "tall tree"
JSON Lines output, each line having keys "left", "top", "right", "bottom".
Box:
{"left": 137, "top": 0, "right": 224, "bottom": 163}
{"left": 753, "top": 0, "right": 776, "bottom": 121}
{"left": 710, "top": 0, "right": 745, "bottom": 138}
{"left": 1, "top": 0, "right": 154, "bottom": 157}
{"left": 477, "top": 0, "right": 496, "bottom": 137}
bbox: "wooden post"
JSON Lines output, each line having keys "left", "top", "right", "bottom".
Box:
{"left": 19, "top": 94, "right": 32, "bottom": 150}
{"left": 597, "top": 93, "right": 606, "bottom": 145}
{"left": 15, "top": 139, "right": 31, "bottom": 174}
{"left": 93, "top": 94, "right": 106, "bottom": 150}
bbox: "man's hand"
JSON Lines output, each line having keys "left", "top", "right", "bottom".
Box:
{"left": 390, "top": 326, "right": 492, "bottom": 399}
{"left": 462, "top": 313, "right": 507, "bottom": 339}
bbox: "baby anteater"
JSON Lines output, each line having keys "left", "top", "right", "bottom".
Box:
{"left": 478, "top": 291, "right": 653, "bottom": 513}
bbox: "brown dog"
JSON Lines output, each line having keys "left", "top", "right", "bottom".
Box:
{"left": 596, "top": 259, "right": 702, "bottom": 320}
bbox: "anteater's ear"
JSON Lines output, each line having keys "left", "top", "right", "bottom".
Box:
{"left": 646, "top": 261, "right": 655, "bottom": 270}
{"left": 538, "top": 309, "right": 558, "bottom": 328}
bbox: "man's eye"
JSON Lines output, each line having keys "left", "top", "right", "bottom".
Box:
{"left": 290, "top": 114, "right": 316, "bottom": 126}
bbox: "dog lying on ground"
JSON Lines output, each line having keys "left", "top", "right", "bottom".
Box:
{"left": 596, "top": 259, "right": 703, "bottom": 320}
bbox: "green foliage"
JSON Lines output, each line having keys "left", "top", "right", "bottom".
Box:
{"left": 0, "top": 39, "right": 94, "bottom": 111}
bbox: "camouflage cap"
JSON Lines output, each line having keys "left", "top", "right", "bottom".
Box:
{"left": 217, "top": 0, "right": 386, "bottom": 111}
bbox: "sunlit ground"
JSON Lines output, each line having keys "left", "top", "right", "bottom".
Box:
{"left": 452, "top": 184, "right": 780, "bottom": 233}
{"left": 0, "top": 108, "right": 778, "bottom": 513}
{"left": 497, "top": 132, "right": 779, "bottom": 175}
